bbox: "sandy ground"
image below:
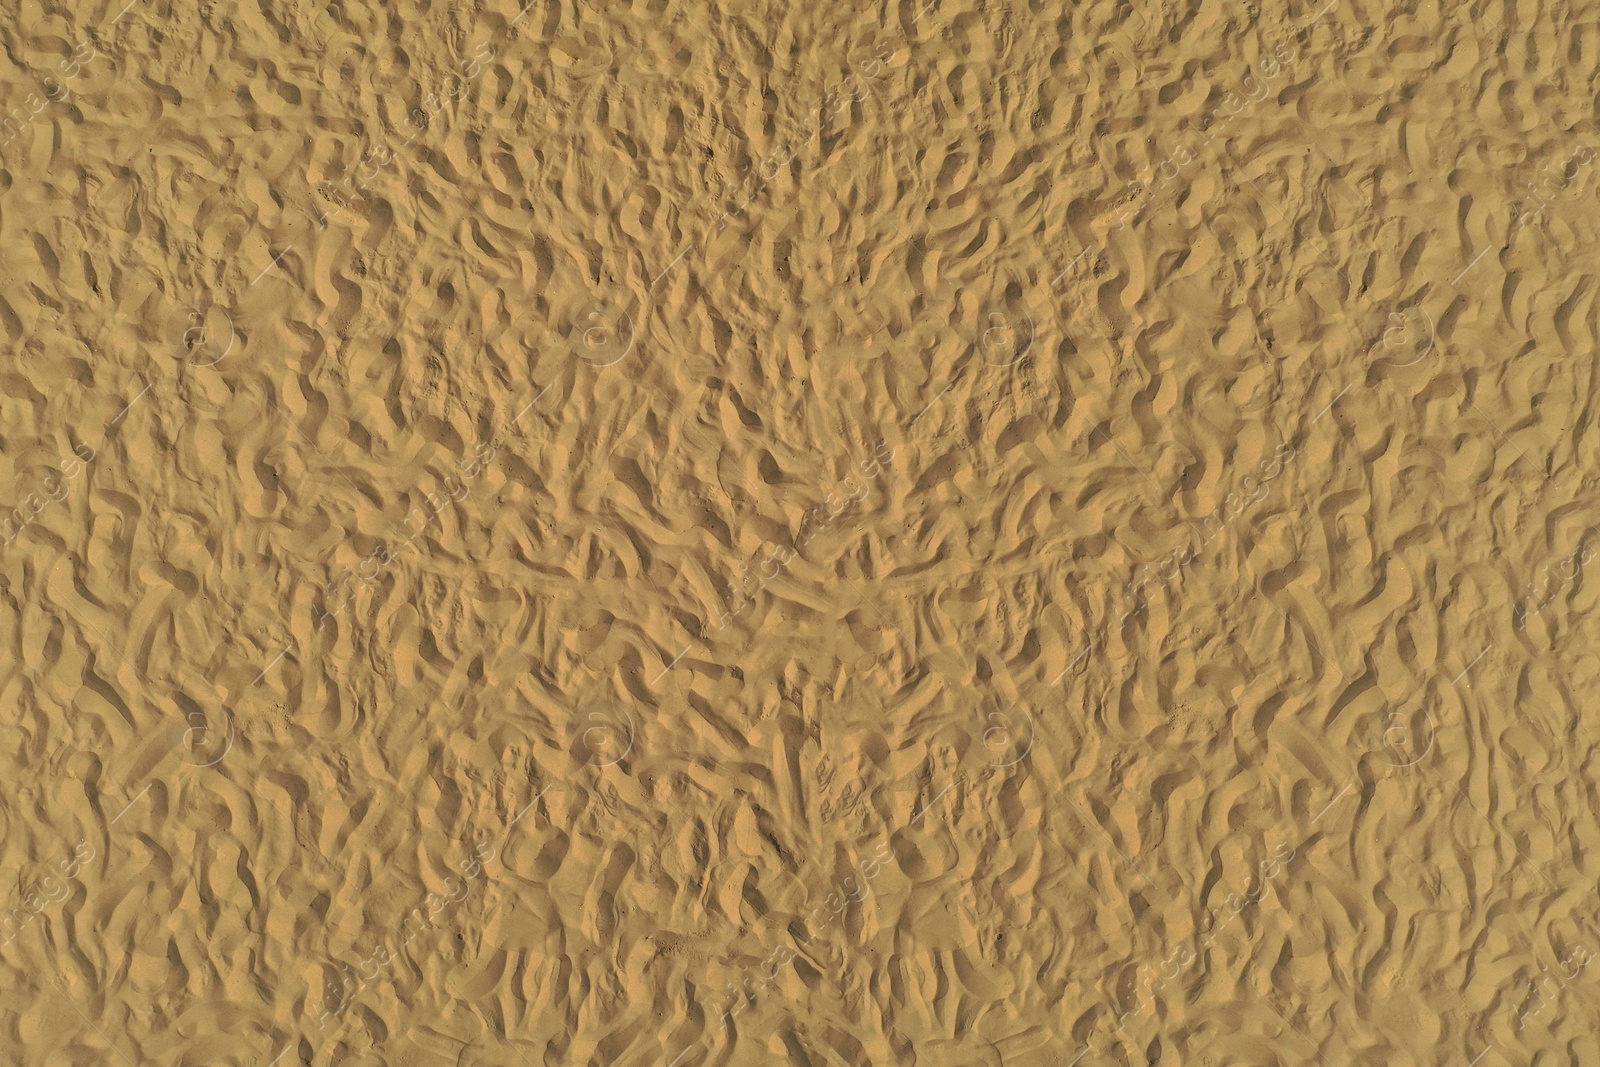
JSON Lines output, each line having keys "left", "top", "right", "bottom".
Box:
{"left": 1, "top": 0, "right": 1598, "bottom": 1063}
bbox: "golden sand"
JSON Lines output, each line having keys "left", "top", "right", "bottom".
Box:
{"left": 2, "top": 0, "right": 1596, "bottom": 1063}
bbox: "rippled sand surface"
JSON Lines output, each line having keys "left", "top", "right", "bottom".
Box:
{"left": 2, "top": 0, "right": 1598, "bottom": 1063}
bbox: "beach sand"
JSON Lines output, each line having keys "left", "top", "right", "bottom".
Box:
{"left": 1, "top": 0, "right": 1596, "bottom": 1063}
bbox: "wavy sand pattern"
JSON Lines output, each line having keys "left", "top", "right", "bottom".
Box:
{"left": 1, "top": 0, "right": 1597, "bottom": 1063}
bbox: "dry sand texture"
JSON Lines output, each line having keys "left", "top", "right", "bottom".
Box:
{"left": 1, "top": 0, "right": 1598, "bottom": 1063}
